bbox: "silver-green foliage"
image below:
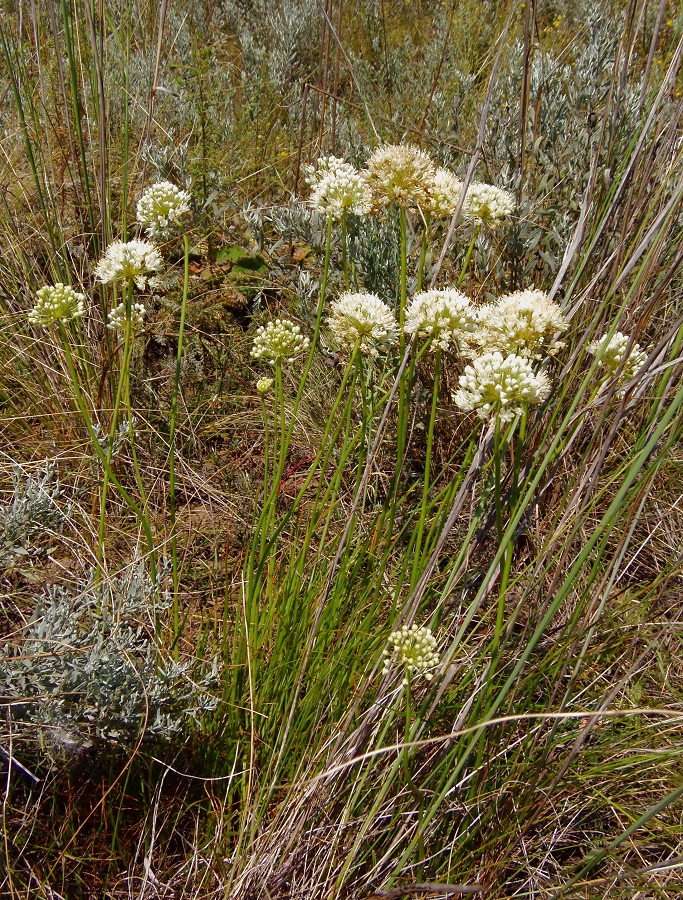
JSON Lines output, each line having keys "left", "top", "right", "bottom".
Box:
{"left": 0, "top": 465, "right": 67, "bottom": 568}
{"left": 2, "top": 568, "right": 219, "bottom": 747}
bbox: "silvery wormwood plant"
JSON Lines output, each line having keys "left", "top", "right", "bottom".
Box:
{"left": 1, "top": 566, "right": 220, "bottom": 749}
{"left": 0, "top": 464, "right": 68, "bottom": 568}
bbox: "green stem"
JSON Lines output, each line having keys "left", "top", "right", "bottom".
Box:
{"left": 58, "top": 325, "right": 155, "bottom": 577}
{"left": 169, "top": 233, "right": 191, "bottom": 654}
{"left": 97, "top": 283, "right": 134, "bottom": 575}
{"left": 416, "top": 219, "right": 429, "bottom": 292}
{"left": 341, "top": 210, "right": 349, "bottom": 290}
{"left": 410, "top": 348, "right": 440, "bottom": 588}
{"left": 456, "top": 223, "right": 480, "bottom": 288}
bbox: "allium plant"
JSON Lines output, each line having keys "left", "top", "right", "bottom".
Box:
{"left": 383, "top": 624, "right": 440, "bottom": 686}
{"left": 404, "top": 289, "right": 477, "bottom": 352}
{"left": 136, "top": 181, "right": 191, "bottom": 238}
{"left": 588, "top": 331, "right": 648, "bottom": 382}
{"left": 473, "top": 289, "right": 568, "bottom": 358}
{"left": 463, "top": 182, "right": 515, "bottom": 227}
{"left": 454, "top": 351, "right": 550, "bottom": 421}
{"left": 94, "top": 240, "right": 163, "bottom": 289}
{"left": 327, "top": 292, "right": 398, "bottom": 358}
{"left": 251, "top": 319, "right": 310, "bottom": 365}
{"left": 29, "top": 283, "right": 86, "bottom": 327}
{"left": 366, "top": 144, "right": 436, "bottom": 210}
{"left": 304, "top": 156, "right": 372, "bottom": 218}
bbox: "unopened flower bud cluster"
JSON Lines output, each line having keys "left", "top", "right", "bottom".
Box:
{"left": 404, "top": 289, "right": 477, "bottom": 351}
{"left": 383, "top": 624, "right": 440, "bottom": 686}
{"left": 305, "top": 156, "right": 372, "bottom": 218}
{"left": 94, "top": 240, "right": 163, "bottom": 289}
{"left": 29, "top": 283, "right": 86, "bottom": 327}
{"left": 137, "top": 181, "right": 190, "bottom": 238}
{"left": 107, "top": 301, "right": 146, "bottom": 333}
{"left": 453, "top": 351, "right": 550, "bottom": 422}
{"left": 587, "top": 331, "right": 647, "bottom": 382}
{"left": 251, "top": 319, "right": 310, "bottom": 365}
{"left": 327, "top": 292, "right": 398, "bottom": 357}
{"left": 256, "top": 376, "right": 274, "bottom": 394}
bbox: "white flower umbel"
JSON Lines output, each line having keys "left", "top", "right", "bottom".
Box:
{"left": 426, "top": 167, "right": 463, "bottom": 219}
{"left": 587, "top": 331, "right": 647, "bottom": 382}
{"left": 137, "top": 182, "right": 190, "bottom": 238}
{"left": 474, "top": 289, "right": 568, "bottom": 358}
{"left": 404, "top": 289, "right": 477, "bottom": 351}
{"left": 256, "top": 376, "right": 274, "bottom": 394}
{"left": 366, "top": 144, "right": 436, "bottom": 210}
{"left": 327, "top": 292, "right": 398, "bottom": 357}
{"left": 251, "top": 319, "right": 310, "bottom": 366}
{"left": 107, "top": 301, "right": 146, "bottom": 333}
{"left": 383, "top": 624, "right": 440, "bottom": 687}
{"left": 454, "top": 351, "right": 550, "bottom": 422}
{"left": 94, "top": 240, "right": 163, "bottom": 289}
{"left": 304, "top": 156, "right": 372, "bottom": 218}
{"left": 29, "top": 283, "right": 86, "bottom": 327}
{"left": 463, "top": 182, "right": 515, "bottom": 227}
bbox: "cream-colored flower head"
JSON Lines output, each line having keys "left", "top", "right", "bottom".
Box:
{"left": 29, "top": 283, "right": 86, "bottom": 327}
{"left": 425, "top": 167, "right": 463, "bottom": 219}
{"left": 327, "top": 292, "right": 398, "bottom": 357}
{"left": 404, "top": 289, "right": 477, "bottom": 351}
{"left": 366, "top": 144, "right": 436, "bottom": 210}
{"left": 587, "top": 331, "right": 647, "bottom": 382}
{"left": 256, "top": 376, "right": 274, "bottom": 394}
{"left": 382, "top": 624, "right": 440, "bottom": 686}
{"left": 304, "top": 156, "right": 372, "bottom": 218}
{"left": 107, "top": 301, "right": 146, "bottom": 333}
{"left": 463, "top": 182, "right": 515, "bottom": 227}
{"left": 137, "top": 182, "right": 190, "bottom": 238}
{"left": 473, "top": 289, "right": 567, "bottom": 358}
{"left": 251, "top": 319, "right": 310, "bottom": 366}
{"left": 453, "top": 351, "right": 550, "bottom": 421}
{"left": 95, "top": 240, "right": 163, "bottom": 289}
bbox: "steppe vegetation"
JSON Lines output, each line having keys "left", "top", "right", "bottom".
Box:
{"left": 2, "top": 0, "right": 683, "bottom": 897}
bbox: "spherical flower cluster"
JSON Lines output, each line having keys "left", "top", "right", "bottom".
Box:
{"left": 367, "top": 144, "right": 436, "bottom": 210}
{"left": 587, "top": 331, "right": 647, "bottom": 382}
{"left": 94, "top": 240, "right": 163, "bottom": 289}
{"left": 107, "top": 301, "right": 146, "bottom": 333}
{"left": 404, "top": 289, "right": 477, "bottom": 351}
{"left": 251, "top": 319, "right": 310, "bottom": 366}
{"left": 327, "top": 292, "right": 398, "bottom": 357}
{"left": 426, "top": 167, "right": 463, "bottom": 219}
{"left": 304, "top": 156, "right": 372, "bottom": 218}
{"left": 463, "top": 182, "right": 515, "bottom": 227}
{"left": 453, "top": 351, "right": 550, "bottom": 421}
{"left": 136, "top": 181, "right": 190, "bottom": 238}
{"left": 29, "top": 283, "right": 86, "bottom": 327}
{"left": 382, "top": 624, "right": 440, "bottom": 686}
{"left": 256, "top": 376, "right": 274, "bottom": 394}
{"left": 473, "top": 290, "right": 568, "bottom": 358}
